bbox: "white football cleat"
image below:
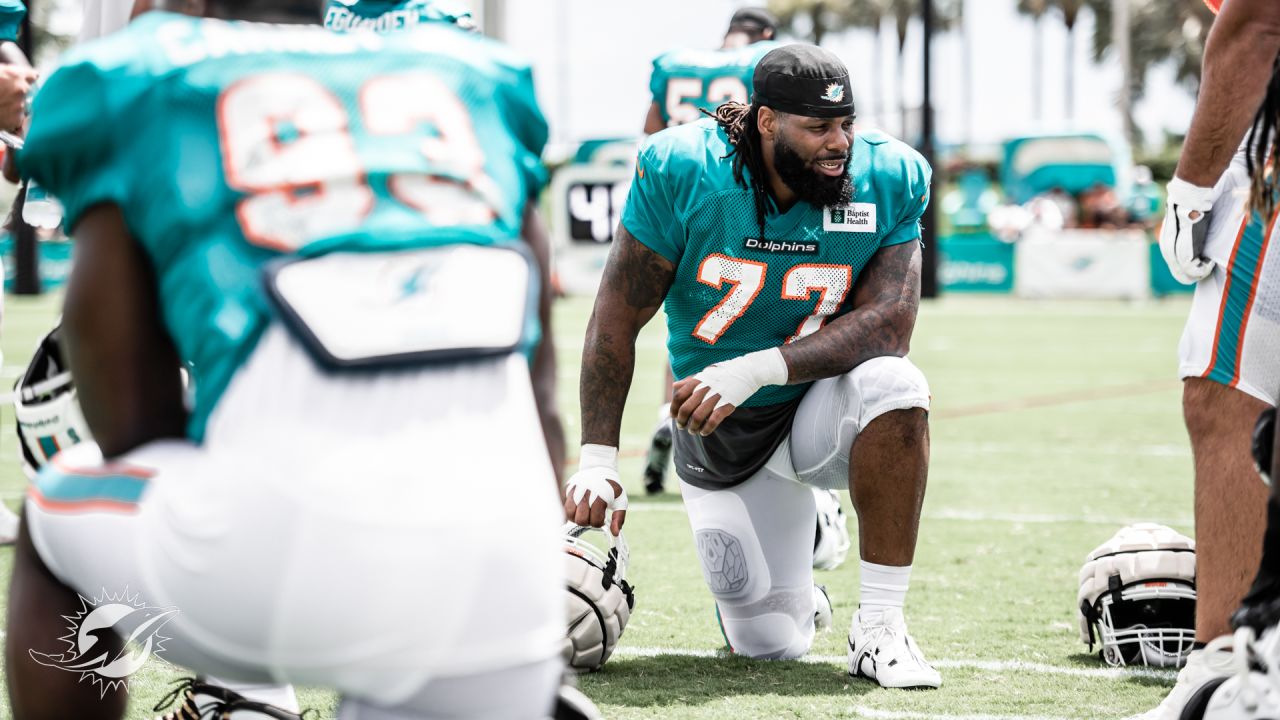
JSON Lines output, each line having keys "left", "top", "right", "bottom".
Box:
{"left": 1182, "top": 671, "right": 1280, "bottom": 720}
{"left": 1123, "top": 629, "right": 1252, "bottom": 719}
{"left": 1170, "top": 626, "right": 1280, "bottom": 720}
{"left": 814, "top": 584, "right": 833, "bottom": 633}
{"left": 847, "top": 607, "right": 941, "bottom": 689}
{"left": 812, "top": 489, "right": 850, "bottom": 571}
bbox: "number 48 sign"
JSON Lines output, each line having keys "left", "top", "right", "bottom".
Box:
{"left": 550, "top": 164, "right": 634, "bottom": 246}
{"left": 549, "top": 162, "right": 635, "bottom": 295}
{"left": 567, "top": 180, "right": 629, "bottom": 244}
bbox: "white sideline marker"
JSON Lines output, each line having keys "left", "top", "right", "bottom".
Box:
{"left": 613, "top": 646, "right": 1177, "bottom": 681}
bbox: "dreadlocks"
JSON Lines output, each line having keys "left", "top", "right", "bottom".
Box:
{"left": 706, "top": 101, "right": 772, "bottom": 242}
{"left": 1245, "top": 54, "right": 1280, "bottom": 218}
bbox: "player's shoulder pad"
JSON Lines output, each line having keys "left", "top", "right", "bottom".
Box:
{"left": 744, "top": 39, "right": 783, "bottom": 61}
{"left": 650, "top": 47, "right": 688, "bottom": 70}
{"left": 651, "top": 46, "right": 735, "bottom": 73}
{"left": 31, "top": 12, "right": 160, "bottom": 116}
{"left": 637, "top": 118, "right": 725, "bottom": 183}
{"left": 399, "top": 23, "right": 534, "bottom": 88}
{"left": 857, "top": 129, "right": 932, "bottom": 195}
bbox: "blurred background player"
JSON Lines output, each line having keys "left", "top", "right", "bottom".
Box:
{"left": 4, "top": 2, "right": 568, "bottom": 719}
{"left": 1135, "top": 0, "right": 1280, "bottom": 717}
{"left": 323, "top": 0, "right": 476, "bottom": 33}
{"left": 638, "top": 7, "right": 778, "bottom": 498}
{"left": 0, "top": 0, "right": 31, "bottom": 546}
{"left": 565, "top": 44, "right": 939, "bottom": 688}
{"left": 78, "top": 0, "right": 131, "bottom": 42}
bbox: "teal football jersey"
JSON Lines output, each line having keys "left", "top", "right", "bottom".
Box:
{"left": 622, "top": 119, "right": 930, "bottom": 407}
{"left": 21, "top": 12, "right": 548, "bottom": 441}
{"left": 649, "top": 41, "right": 780, "bottom": 127}
{"left": 324, "top": 0, "right": 472, "bottom": 33}
{"left": 0, "top": 0, "right": 24, "bottom": 43}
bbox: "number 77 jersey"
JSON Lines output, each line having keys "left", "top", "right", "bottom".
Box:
{"left": 19, "top": 12, "right": 548, "bottom": 441}
{"left": 621, "top": 120, "right": 931, "bottom": 408}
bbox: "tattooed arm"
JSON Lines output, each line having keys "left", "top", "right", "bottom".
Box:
{"left": 564, "top": 225, "right": 674, "bottom": 533}
{"left": 780, "top": 240, "right": 922, "bottom": 384}
{"left": 579, "top": 224, "right": 676, "bottom": 446}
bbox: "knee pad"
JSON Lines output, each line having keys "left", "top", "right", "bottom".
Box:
{"left": 694, "top": 527, "right": 764, "bottom": 602}
{"left": 792, "top": 357, "right": 929, "bottom": 488}
{"left": 847, "top": 356, "right": 930, "bottom": 426}
{"left": 716, "top": 584, "right": 815, "bottom": 660}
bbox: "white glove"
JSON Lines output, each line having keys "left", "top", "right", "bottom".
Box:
{"left": 1160, "top": 176, "right": 1219, "bottom": 284}
{"left": 565, "top": 444, "right": 628, "bottom": 532}
{"left": 691, "top": 348, "right": 789, "bottom": 411}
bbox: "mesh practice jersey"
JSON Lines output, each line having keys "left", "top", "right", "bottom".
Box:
{"left": 621, "top": 119, "right": 930, "bottom": 407}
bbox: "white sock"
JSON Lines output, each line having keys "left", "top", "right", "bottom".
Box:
{"left": 0, "top": 503, "right": 19, "bottom": 543}
{"left": 859, "top": 560, "right": 912, "bottom": 616}
{"left": 203, "top": 677, "right": 300, "bottom": 714}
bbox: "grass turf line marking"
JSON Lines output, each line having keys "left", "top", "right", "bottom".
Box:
{"left": 853, "top": 709, "right": 1073, "bottom": 720}
{"left": 1, "top": 490, "right": 1184, "bottom": 527}
{"left": 934, "top": 380, "right": 1177, "bottom": 420}
{"left": 613, "top": 646, "right": 1177, "bottom": 680}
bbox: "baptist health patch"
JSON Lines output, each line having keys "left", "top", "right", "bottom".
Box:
{"left": 823, "top": 202, "right": 876, "bottom": 233}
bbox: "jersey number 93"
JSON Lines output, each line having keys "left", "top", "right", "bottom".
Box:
{"left": 217, "top": 72, "right": 501, "bottom": 251}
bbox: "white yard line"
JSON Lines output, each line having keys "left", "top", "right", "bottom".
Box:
{"left": 0, "top": 494, "right": 1189, "bottom": 528}
{"left": 853, "top": 709, "right": 1075, "bottom": 720}
{"left": 932, "top": 441, "right": 1189, "bottom": 458}
{"left": 613, "top": 646, "right": 1177, "bottom": 681}
{"left": 624, "top": 503, "right": 1192, "bottom": 527}
{"left": 923, "top": 508, "right": 1193, "bottom": 527}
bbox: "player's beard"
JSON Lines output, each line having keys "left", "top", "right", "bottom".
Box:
{"left": 773, "top": 134, "right": 852, "bottom": 208}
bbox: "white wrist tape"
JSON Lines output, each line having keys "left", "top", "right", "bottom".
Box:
{"left": 577, "top": 443, "right": 618, "bottom": 472}
{"left": 568, "top": 444, "right": 627, "bottom": 511}
{"left": 1167, "top": 176, "right": 1218, "bottom": 214}
{"left": 692, "top": 347, "right": 789, "bottom": 410}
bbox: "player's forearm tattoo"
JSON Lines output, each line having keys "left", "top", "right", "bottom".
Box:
{"left": 579, "top": 228, "right": 674, "bottom": 446}
{"left": 780, "top": 240, "right": 922, "bottom": 384}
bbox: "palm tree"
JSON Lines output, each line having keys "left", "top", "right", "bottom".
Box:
{"left": 769, "top": 0, "right": 890, "bottom": 117}
{"left": 1016, "top": 0, "right": 1050, "bottom": 123}
{"left": 1057, "top": 0, "right": 1084, "bottom": 121}
{"left": 768, "top": 0, "right": 839, "bottom": 45}
{"left": 888, "top": 0, "right": 961, "bottom": 138}
{"left": 1016, "top": 0, "right": 1085, "bottom": 122}
{"left": 841, "top": 0, "right": 890, "bottom": 124}
{"left": 1086, "top": 0, "right": 1214, "bottom": 98}
{"left": 770, "top": 0, "right": 958, "bottom": 138}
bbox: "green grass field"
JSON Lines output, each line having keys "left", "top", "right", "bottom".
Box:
{"left": 0, "top": 292, "right": 1198, "bottom": 719}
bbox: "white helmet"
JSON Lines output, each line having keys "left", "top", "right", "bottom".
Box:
{"left": 13, "top": 326, "right": 92, "bottom": 479}
{"left": 1078, "top": 523, "right": 1196, "bottom": 668}
{"left": 812, "top": 489, "right": 851, "bottom": 571}
{"left": 562, "top": 523, "right": 635, "bottom": 672}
